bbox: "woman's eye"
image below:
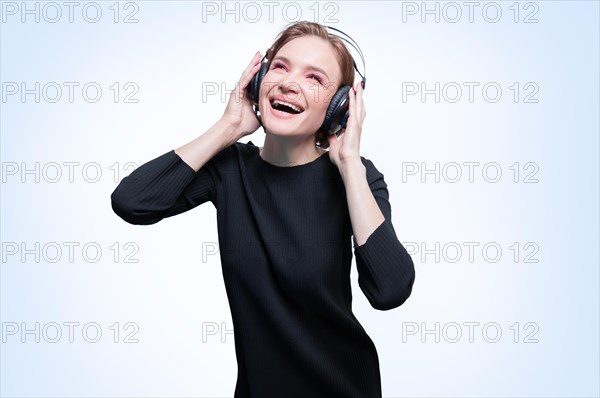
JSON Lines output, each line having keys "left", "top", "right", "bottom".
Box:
{"left": 271, "top": 62, "right": 323, "bottom": 84}
{"left": 308, "top": 74, "right": 323, "bottom": 84}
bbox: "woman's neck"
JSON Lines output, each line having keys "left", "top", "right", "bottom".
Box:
{"left": 259, "top": 134, "right": 327, "bottom": 167}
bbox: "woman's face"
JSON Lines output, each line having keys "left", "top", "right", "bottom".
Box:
{"left": 258, "top": 35, "right": 342, "bottom": 138}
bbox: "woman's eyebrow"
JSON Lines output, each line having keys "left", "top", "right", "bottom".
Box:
{"left": 272, "top": 56, "right": 329, "bottom": 80}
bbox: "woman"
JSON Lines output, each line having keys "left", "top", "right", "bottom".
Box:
{"left": 111, "top": 21, "right": 415, "bottom": 398}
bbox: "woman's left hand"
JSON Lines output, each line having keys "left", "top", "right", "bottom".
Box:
{"left": 327, "top": 81, "right": 366, "bottom": 171}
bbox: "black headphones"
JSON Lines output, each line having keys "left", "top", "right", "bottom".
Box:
{"left": 246, "top": 25, "right": 366, "bottom": 137}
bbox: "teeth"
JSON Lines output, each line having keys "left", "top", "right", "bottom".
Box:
{"left": 272, "top": 99, "right": 303, "bottom": 113}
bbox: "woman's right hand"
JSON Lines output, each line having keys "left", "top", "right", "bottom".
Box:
{"left": 221, "top": 51, "right": 264, "bottom": 139}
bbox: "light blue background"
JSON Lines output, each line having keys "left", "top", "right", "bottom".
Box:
{"left": 1, "top": 1, "right": 598, "bottom": 397}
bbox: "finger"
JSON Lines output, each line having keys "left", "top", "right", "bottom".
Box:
{"left": 355, "top": 82, "right": 364, "bottom": 120}
{"left": 235, "top": 54, "right": 263, "bottom": 100}
{"left": 238, "top": 61, "right": 263, "bottom": 91}
{"left": 242, "top": 51, "right": 262, "bottom": 76}
{"left": 238, "top": 52, "right": 262, "bottom": 86}
{"left": 346, "top": 87, "right": 363, "bottom": 145}
{"left": 347, "top": 86, "right": 356, "bottom": 122}
{"left": 344, "top": 89, "right": 358, "bottom": 146}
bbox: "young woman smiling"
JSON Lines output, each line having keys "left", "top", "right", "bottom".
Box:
{"left": 111, "top": 21, "right": 415, "bottom": 398}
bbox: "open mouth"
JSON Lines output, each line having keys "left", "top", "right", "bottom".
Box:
{"left": 270, "top": 99, "right": 305, "bottom": 115}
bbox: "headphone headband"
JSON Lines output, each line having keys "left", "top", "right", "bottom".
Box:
{"left": 324, "top": 25, "right": 366, "bottom": 89}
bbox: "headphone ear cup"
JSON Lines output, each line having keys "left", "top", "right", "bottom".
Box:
{"left": 249, "top": 62, "right": 269, "bottom": 105}
{"left": 320, "top": 85, "right": 351, "bottom": 135}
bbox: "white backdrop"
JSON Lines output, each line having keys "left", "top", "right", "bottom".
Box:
{"left": 1, "top": 1, "right": 599, "bottom": 397}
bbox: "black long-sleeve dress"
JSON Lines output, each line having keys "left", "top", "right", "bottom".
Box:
{"left": 110, "top": 140, "right": 415, "bottom": 398}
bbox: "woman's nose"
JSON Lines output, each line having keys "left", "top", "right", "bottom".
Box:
{"left": 278, "top": 78, "right": 300, "bottom": 95}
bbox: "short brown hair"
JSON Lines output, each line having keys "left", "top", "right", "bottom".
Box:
{"left": 266, "top": 21, "right": 356, "bottom": 149}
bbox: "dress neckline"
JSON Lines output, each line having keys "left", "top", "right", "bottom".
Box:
{"left": 249, "top": 141, "right": 329, "bottom": 169}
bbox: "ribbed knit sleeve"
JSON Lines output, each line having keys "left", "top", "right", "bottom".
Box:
{"left": 353, "top": 159, "right": 416, "bottom": 311}
{"left": 111, "top": 146, "right": 230, "bottom": 225}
